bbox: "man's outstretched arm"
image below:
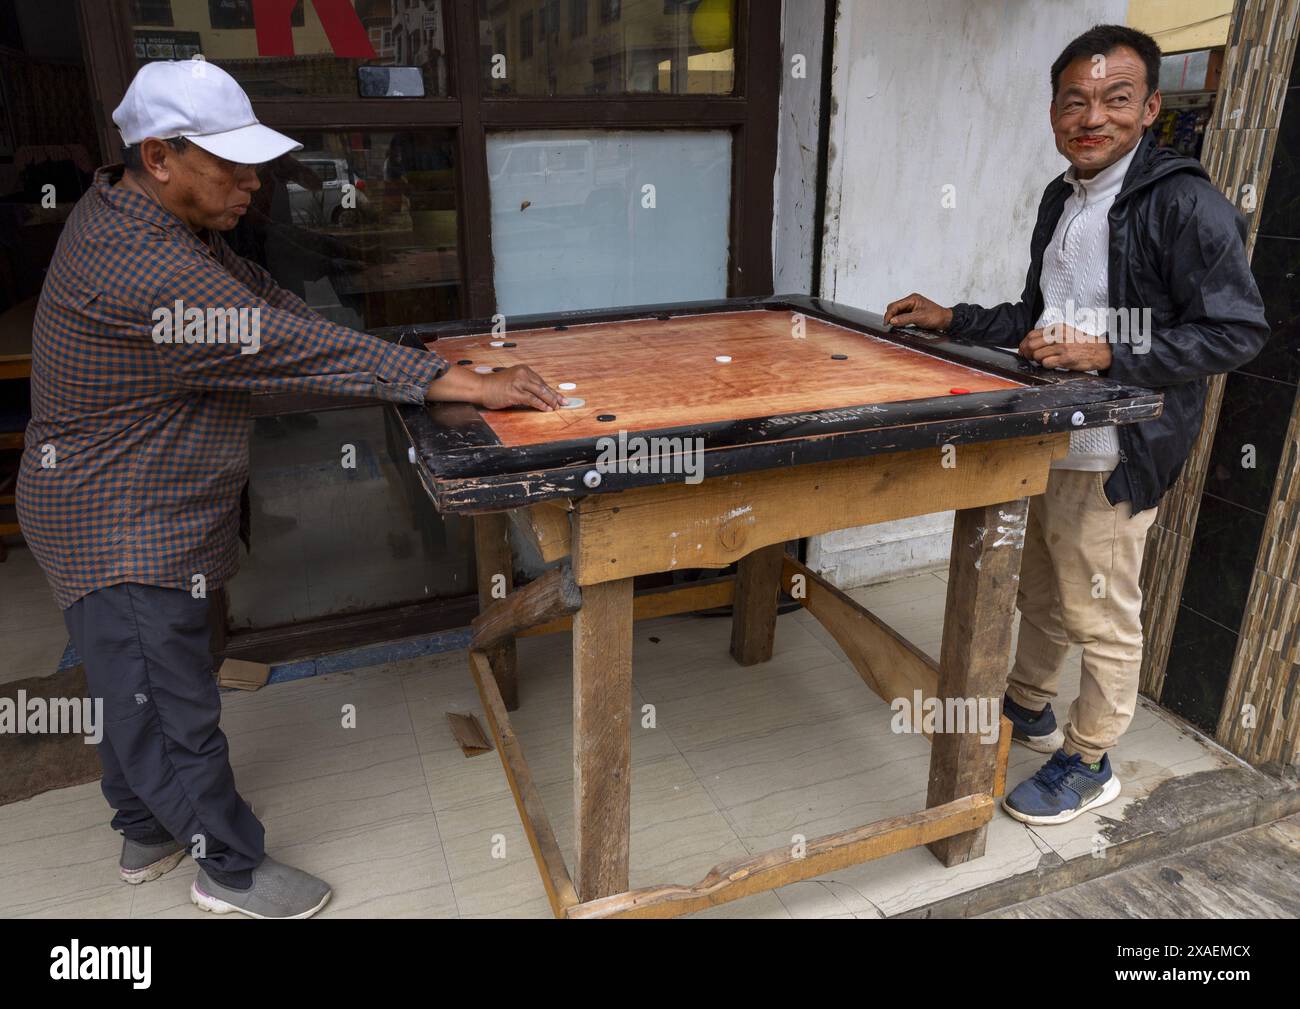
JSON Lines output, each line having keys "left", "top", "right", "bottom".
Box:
{"left": 885, "top": 260, "right": 1038, "bottom": 347}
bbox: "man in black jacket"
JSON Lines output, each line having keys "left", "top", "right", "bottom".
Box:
{"left": 885, "top": 24, "right": 1267, "bottom": 825}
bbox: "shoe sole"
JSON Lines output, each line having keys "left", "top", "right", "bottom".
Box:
{"left": 1011, "top": 726, "right": 1065, "bottom": 753}
{"left": 190, "top": 879, "right": 332, "bottom": 920}
{"left": 1001, "top": 774, "right": 1122, "bottom": 826}
{"left": 120, "top": 848, "right": 186, "bottom": 885}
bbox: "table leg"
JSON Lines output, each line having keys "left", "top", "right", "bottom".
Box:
{"left": 473, "top": 513, "right": 518, "bottom": 711}
{"left": 729, "top": 542, "right": 786, "bottom": 666}
{"left": 927, "top": 498, "right": 1029, "bottom": 866}
{"left": 573, "top": 576, "right": 634, "bottom": 901}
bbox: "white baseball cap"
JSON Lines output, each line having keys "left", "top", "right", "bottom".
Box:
{"left": 113, "top": 59, "right": 302, "bottom": 165}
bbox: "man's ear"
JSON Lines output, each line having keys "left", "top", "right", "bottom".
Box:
{"left": 1048, "top": 100, "right": 1058, "bottom": 127}
{"left": 138, "top": 137, "right": 174, "bottom": 184}
{"left": 1143, "top": 89, "right": 1162, "bottom": 128}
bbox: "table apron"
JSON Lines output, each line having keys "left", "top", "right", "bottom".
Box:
{"left": 570, "top": 433, "right": 1065, "bottom": 586}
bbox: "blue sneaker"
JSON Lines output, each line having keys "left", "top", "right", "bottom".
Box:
{"left": 1003, "top": 750, "right": 1121, "bottom": 825}
{"left": 1003, "top": 694, "right": 1065, "bottom": 753}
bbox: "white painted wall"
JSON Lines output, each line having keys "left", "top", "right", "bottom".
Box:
{"left": 810, "top": 0, "right": 1130, "bottom": 587}
{"left": 773, "top": 0, "right": 826, "bottom": 294}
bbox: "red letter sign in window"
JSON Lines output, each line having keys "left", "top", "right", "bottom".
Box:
{"left": 253, "top": 0, "right": 377, "bottom": 59}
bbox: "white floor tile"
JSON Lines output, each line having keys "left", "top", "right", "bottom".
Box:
{"left": 0, "top": 565, "right": 1259, "bottom": 919}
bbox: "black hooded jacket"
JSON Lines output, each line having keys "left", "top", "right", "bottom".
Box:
{"left": 948, "top": 130, "right": 1269, "bottom": 513}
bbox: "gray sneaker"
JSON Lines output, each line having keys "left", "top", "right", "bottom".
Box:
{"left": 120, "top": 837, "right": 187, "bottom": 884}
{"left": 190, "top": 857, "right": 332, "bottom": 919}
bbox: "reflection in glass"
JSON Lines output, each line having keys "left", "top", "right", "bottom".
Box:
{"left": 227, "top": 404, "right": 475, "bottom": 630}
{"left": 0, "top": 0, "right": 103, "bottom": 369}
{"left": 488, "top": 130, "right": 730, "bottom": 314}
{"left": 214, "top": 131, "right": 468, "bottom": 626}
{"left": 225, "top": 131, "right": 460, "bottom": 329}
{"left": 131, "top": 0, "right": 449, "bottom": 98}
{"left": 479, "top": 0, "right": 735, "bottom": 95}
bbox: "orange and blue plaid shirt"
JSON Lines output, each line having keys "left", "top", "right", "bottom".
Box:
{"left": 17, "top": 166, "right": 447, "bottom": 609}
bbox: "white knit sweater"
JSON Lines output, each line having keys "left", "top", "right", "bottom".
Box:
{"left": 1036, "top": 145, "right": 1138, "bottom": 471}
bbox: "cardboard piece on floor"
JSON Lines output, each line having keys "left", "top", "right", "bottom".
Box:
{"left": 447, "top": 712, "right": 492, "bottom": 757}
{"left": 217, "top": 658, "right": 271, "bottom": 691}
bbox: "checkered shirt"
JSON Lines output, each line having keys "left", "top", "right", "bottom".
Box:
{"left": 17, "top": 166, "right": 447, "bottom": 608}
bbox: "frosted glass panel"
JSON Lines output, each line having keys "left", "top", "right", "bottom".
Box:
{"left": 487, "top": 130, "right": 731, "bottom": 315}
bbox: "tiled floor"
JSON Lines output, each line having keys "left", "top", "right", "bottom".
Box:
{"left": 0, "top": 569, "right": 1245, "bottom": 918}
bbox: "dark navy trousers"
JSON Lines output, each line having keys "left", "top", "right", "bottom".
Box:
{"left": 63, "top": 583, "right": 264, "bottom": 878}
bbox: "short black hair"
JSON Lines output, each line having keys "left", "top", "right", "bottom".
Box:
{"left": 122, "top": 136, "right": 191, "bottom": 171}
{"left": 1051, "top": 24, "right": 1162, "bottom": 98}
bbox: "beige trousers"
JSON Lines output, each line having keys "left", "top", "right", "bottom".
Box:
{"left": 1004, "top": 468, "right": 1158, "bottom": 764}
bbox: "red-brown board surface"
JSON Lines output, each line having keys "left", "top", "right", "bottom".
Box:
{"left": 431, "top": 311, "right": 1024, "bottom": 447}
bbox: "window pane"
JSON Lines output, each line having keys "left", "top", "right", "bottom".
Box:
{"left": 225, "top": 130, "right": 461, "bottom": 328}
{"left": 488, "top": 130, "right": 730, "bottom": 314}
{"left": 1, "top": 0, "right": 105, "bottom": 531}
{"left": 480, "top": 0, "right": 735, "bottom": 95}
{"left": 215, "top": 131, "right": 468, "bottom": 624}
{"left": 130, "top": 0, "right": 174, "bottom": 26}
{"left": 227, "top": 403, "right": 475, "bottom": 630}
{"left": 130, "top": 1, "right": 449, "bottom": 98}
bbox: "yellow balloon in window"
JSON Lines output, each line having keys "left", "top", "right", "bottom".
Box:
{"left": 691, "top": 0, "right": 733, "bottom": 53}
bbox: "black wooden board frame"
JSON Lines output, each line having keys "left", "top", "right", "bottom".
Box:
{"left": 380, "top": 295, "right": 1163, "bottom": 512}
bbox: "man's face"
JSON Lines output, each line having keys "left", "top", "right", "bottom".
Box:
{"left": 1050, "top": 46, "right": 1161, "bottom": 178}
{"left": 152, "top": 141, "right": 261, "bottom": 232}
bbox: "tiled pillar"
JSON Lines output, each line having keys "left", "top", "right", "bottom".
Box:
{"left": 1149, "top": 4, "right": 1300, "bottom": 767}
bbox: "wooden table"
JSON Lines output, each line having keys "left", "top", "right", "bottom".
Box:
{"left": 388, "top": 295, "right": 1162, "bottom": 918}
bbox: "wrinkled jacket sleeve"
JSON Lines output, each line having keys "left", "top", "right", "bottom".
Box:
{"left": 1106, "top": 179, "right": 1269, "bottom": 388}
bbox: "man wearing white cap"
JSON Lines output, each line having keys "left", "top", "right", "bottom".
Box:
{"left": 17, "top": 59, "right": 562, "bottom": 920}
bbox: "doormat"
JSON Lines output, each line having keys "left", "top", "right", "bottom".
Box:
{"left": 0, "top": 664, "right": 102, "bottom": 807}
